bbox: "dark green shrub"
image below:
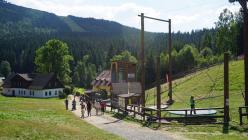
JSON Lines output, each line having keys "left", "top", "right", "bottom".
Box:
{"left": 59, "top": 91, "right": 66, "bottom": 99}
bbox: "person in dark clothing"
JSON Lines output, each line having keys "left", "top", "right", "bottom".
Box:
{"left": 65, "top": 98, "right": 69, "bottom": 110}
{"left": 87, "top": 101, "right": 92, "bottom": 117}
{"left": 190, "top": 96, "right": 196, "bottom": 115}
{"left": 80, "top": 96, "right": 83, "bottom": 102}
{"left": 72, "top": 96, "right": 76, "bottom": 111}
{"left": 100, "top": 101, "right": 105, "bottom": 115}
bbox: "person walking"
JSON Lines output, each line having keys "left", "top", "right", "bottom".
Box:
{"left": 100, "top": 101, "right": 105, "bottom": 115}
{"left": 87, "top": 101, "right": 92, "bottom": 117}
{"left": 190, "top": 96, "right": 196, "bottom": 115}
{"left": 80, "top": 101, "right": 86, "bottom": 118}
{"left": 72, "top": 96, "right": 76, "bottom": 111}
{"left": 65, "top": 97, "right": 69, "bottom": 110}
{"left": 94, "top": 101, "right": 100, "bottom": 116}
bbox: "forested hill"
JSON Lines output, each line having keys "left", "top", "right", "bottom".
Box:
{"left": 0, "top": 0, "right": 242, "bottom": 88}
{"left": 0, "top": 0, "right": 142, "bottom": 72}
{"left": 0, "top": 0, "right": 137, "bottom": 35}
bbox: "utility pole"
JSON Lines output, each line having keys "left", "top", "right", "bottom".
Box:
{"left": 156, "top": 56, "right": 161, "bottom": 124}
{"left": 229, "top": 0, "right": 248, "bottom": 108}
{"left": 240, "top": 0, "right": 248, "bottom": 108}
{"left": 140, "top": 13, "right": 145, "bottom": 109}
{"left": 167, "top": 19, "right": 173, "bottom": 104}
{"left": 223, "top": 52, "right": 230, "bottom": 133}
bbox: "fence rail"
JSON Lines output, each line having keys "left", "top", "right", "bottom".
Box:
{"left": 109, "top": 103, "right": 225, "bottom": 125}
{"left": 239, "top": 106, "right": 248, "bottom": 125}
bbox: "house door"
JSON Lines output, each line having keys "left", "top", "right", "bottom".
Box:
{"left": 12, "top": 90, "right": 15, "bottom": 96}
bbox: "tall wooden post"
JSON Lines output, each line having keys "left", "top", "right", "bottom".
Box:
{"left": 167, "top": 19, "right": 173, "bottom": 104}
{"left": 156, "top": 57, "right": 161, "bottom": 124}
{"left": 240, "top": 0, "right": 248, "bottom": 108}
{"left": 223, "top": 52, "right": 229, "bottom": 133}
{"left": 140, "top": 13, "right": 145, "bottom": 109}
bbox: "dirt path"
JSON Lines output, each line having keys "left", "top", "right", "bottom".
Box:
{"left": 68, "top": 96, "right": 185, "bottom": 140}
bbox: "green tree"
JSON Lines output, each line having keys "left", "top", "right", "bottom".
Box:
{"left": 177, "top": 44, "right": 199, "bottom": 71}
{"left": 35, "top": 39, "right": 73, "bottom": 84}
{"left": 201, "top": 33, "right": 212, "bottom": 50}
{"left": 111, "top": 50, "right": 137, "bottom": 63}
{"left": 73, "top": 55, "right": 96, "bottom": 88}
{"left": 0, "top": 60, "right": 11, "bottom": 78}
{"left": 215, "top": 9, "right": 239, "bottom": 55}
{"left": 200, "top": 47, "right": 213, "bottom": 58}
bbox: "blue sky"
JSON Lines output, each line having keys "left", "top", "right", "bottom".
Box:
{"left": 8, "top": 0, "right": 241, "bottom": 33}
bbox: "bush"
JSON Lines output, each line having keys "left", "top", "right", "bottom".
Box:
{"left": 64, "top": 86, "right": 71, "bottom": 96}
{"left": 75, "top": 91, "right": 81, "bottom": 96}
{"left": 58, "top": 91, "right": 67, "bottom": 99}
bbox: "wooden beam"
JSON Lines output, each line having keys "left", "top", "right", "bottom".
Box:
{"left": 223, "top": 52, "right": 229, "bottom": 133}
{"left": 156, "top": 57, "right": 161, "bottom": 124}
{"left": 138, "top": 15, "right": 169, "bottom": 22}
{"left": 140, "top": 13, "right": 146, "bottom": 113}
{"left": 167, "top": 19, "right": 173, "bottom": 104}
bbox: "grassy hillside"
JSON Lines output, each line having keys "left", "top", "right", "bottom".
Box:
{"left": 145, "top": 60, "right": 248, "bottom": 140}
{"left": 0, "top": 95, "right": 122, "bottom": 140}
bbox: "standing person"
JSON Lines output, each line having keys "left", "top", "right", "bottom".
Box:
{"left": 72, "top": 96, "right": 76, "bottom": 111}
{"left": 65, "top": 97, "right": 69, "bottom": 110}
{"left": 80, "top": 96, "right": 83, "bottom": 102}
{"left": 87, "top": 101, "right": 92, "bottom": 117}
{"left": 94, "top": 101, "right": 100, "bottom": 116}
{"left": 100, "top": 101, "right": 105, "bottom": 115}
{"left": 190, "top": 96, "right": 196, "bottom": 115}
{"left": 80, "top": 101, "right": 85, "bottom": 118}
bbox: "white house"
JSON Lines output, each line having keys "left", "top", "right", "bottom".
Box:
{"left": 2, "top": 73, "right": 64, "bottom": 98}
{"left": 0, "top": 77, "right": 5, "bottom": 86}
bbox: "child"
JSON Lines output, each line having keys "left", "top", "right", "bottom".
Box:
{"left": 80, "top": 102, "right": 85, "bottom": 118}
{"left": 65, "top": 98, "right": 68, "bottom": 110}
{"left": 87, "top": 101, "right": 92, "bottom": 117}
{"left": 190, "top": 96, "right": 196, "bottom": 115}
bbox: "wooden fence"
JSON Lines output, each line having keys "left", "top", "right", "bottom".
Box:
{"left": 239, "top": 106, "right": 248, "bottom": 125}
{"left": 108, "top": 103, "right": 225, "bottom": 125}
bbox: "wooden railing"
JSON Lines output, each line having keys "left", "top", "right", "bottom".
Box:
{"left": 109, "top": 103, "right": 225, "bottom": 125}
{"left": 239, "top": 106, "right": 248, "bottom": 125}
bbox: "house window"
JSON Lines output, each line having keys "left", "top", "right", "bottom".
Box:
{"left": 49, "top": 91, "right": 51, "bottom": 96}
{"left": 45, "top": 92, "right": 47, "bottom": 96}
{"left": 55, "top": 90, "right": 57, "bottom": 95}
{"left": 30, "top": 91, "right": 32, "bottom": 96}
{"left": 33, "top": 91, "right": 35, "bottom": 96}
{"left": 24, "top": 91, "right": 25, "bottom": 95}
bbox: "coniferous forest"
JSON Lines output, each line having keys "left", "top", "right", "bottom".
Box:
{"left": 0, "top": 0, "right": 245, "bottom": 88}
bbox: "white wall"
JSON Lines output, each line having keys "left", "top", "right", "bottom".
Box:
{"left": 2, "top": 88, "right": 63, "bottom": 98}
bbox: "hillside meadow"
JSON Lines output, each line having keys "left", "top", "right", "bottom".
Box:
{"left": 146, "top": 60, "right": 248, "bottom": 140}
{"left": 0, "top": 95, "right": 122, "bottom": 140}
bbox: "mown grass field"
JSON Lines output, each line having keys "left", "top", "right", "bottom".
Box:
{"left": 0, "top": 95, "right": 122, "bottom": 140}
{"left": 145, "top": 60, "right": 248, "bottom": 140}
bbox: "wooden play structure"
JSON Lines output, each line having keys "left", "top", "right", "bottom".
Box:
{"left": 106, "top": 13, "right": 233, "bottom": 133}
{"left": 110, "top": 60, "right": 142, "bottom": 111}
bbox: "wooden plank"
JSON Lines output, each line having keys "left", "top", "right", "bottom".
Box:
{"left": 161, "top": 115, "right": 224, "bottom": 120}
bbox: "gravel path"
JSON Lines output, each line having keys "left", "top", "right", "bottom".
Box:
{"left": 68, "top": 96, "right": 185, "bottom": 140}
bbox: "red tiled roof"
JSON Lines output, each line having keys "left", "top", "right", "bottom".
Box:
{"left": 92, "top": 70, "right": 111, "bottom": 87}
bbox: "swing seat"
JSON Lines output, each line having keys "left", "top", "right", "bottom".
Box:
{"left": 168, "top": 109, "right": 217, "bottom": 116}
{"left": 147, "top": 104, "right": 168, "bottom": 110}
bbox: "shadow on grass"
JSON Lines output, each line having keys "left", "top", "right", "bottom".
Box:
{"left": 108, "top": 111, "right": 161, "bottom": 130}
{"left": 229, "top": 123, "right": 248, "bottom": 133}
{"left": 103, "top": 113, "right": 128, "bottom": 124}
